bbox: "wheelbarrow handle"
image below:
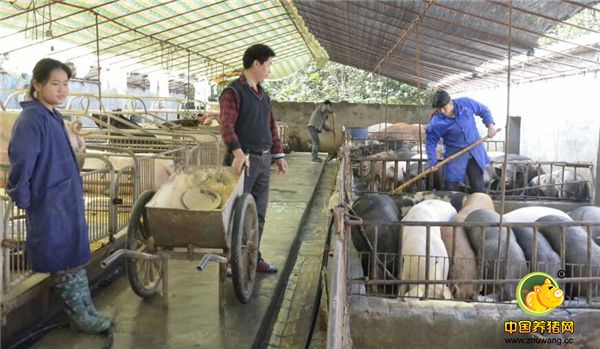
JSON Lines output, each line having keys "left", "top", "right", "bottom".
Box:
{"left": 101, "top": 248, "right": 160, "bottom": 268}
{"left": 388, "top": 129, "right": 501, "bottom": 195}
{"left": 197, "top": 253, "right": 228, "bottom": 271}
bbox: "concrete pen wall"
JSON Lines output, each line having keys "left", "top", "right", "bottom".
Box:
{"left": 271, "top": 101, "right": 432, "bottom": 153}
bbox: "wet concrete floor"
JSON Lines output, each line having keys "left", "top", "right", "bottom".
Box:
{"left": 267, "top": 159, "right": 339, "bottom": 349}
{"left": 28, "top": 152, "right": 333, "bottom": 349}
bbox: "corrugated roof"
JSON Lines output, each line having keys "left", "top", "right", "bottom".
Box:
{"left": 0, "top": 0, "right": 328, "bottom": 80}
{"left": 294, "top": 0, "right": 600, "bottom": 90}
{"left": 1, "top": 1, "right": 598, "bottom": 90}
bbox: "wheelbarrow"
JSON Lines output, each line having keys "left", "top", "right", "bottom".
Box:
{"left": 101, "top": 165, "right": 259, "bottom": 309}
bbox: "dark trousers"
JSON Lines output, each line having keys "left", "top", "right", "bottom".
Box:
{"left": 224, "top": 152, "right": 271, "bottom": 260}
{"left": 308, "top": 125, "right": 320, "bottom": 159}
{"left": 444, "top": 156, "right": 485, "bottom": 193}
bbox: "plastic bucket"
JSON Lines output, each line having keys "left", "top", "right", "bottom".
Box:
{"left": 345, "top": 127, "right": 368, "bottom": 140}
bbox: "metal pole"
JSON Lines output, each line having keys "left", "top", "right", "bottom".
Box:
{"left": 596, "top": 126, "right": 600, "bottom": 205}
{"left": 327, "top": 207, "right": 348, "bottom": 349}
{"left": 95, "top": 13, "right": 102, "bottom": 103}
{"left": 415, "top": 19, "right": 424, "bottom": 190}
{"left": 187, "top": 50, "right": 191, "bottom": 107}
{"left": 497, "top": 0, "right": 513, "bottom": 300}
{"left": 0, "top": 201, "right": 5, "bottom": 345}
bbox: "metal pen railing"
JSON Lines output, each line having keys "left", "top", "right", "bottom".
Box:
{"left": 345, "top": 219, "right": 600, "bottom": 307}
{"left": 326, "top": 138, "right": 600, "bottom": 348}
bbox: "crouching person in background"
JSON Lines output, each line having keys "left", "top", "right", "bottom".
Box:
{"left": 307, "top": 100, "right": 335, "bottom": 162}
{"left": 7, "top": 58, "right": 112, "bottom": 334}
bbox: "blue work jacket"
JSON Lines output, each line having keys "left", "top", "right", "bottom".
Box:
{"left": 7, "top": 101, "right": 90, "bottom": 273}
{"left": 425, "top": 97, "right": 494, "bottom": 183}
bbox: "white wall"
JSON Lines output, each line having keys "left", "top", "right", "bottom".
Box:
{"left": 456, "top": 72, "right": 600, "bottom": 167}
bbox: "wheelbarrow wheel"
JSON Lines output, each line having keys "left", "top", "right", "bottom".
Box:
{"left": 230, "top": 193, "right": 259, "bottom": 303}
{"left": 126, "top": 190, "right": 162, "bottom": 299}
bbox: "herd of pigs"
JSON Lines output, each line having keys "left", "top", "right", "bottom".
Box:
{"left": 350, "top": 122, "right": 590, "bottom": 201}
{"left": 350, "top": 190, "right": 600, "bottom": 302}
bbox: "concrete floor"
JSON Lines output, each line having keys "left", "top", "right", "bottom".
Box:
{"left": 267, "top": 159, "right": 339, "bottom": 349}
{"left": 27, "top": 152, "right": 330, "bottom": 349}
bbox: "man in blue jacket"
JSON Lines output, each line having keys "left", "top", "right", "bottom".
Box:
{"left": 425, "top": 90, "right": 497, "bottom": 193}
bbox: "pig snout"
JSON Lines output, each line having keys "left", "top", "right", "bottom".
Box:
{"left": 554, "top": 289, "right": 563, "bottom": 298}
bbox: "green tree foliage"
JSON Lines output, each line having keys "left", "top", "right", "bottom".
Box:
{"left": 263, "top": 61, "right": 431, "bottom": 105}
{"left": 539, "top": 7, "right": 599, "bottom": 47}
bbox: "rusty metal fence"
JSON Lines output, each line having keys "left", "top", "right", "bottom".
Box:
{"left": 0, "top": 135, "right": 220, "bottom": 295}
{"left": 345, "top": 131, "right": 594, "bottom": 202}
{"left": 1, "top": 199, "right": 29, "bottom": 293}
{"left": 0, "top": 153, "right": 128, "bottom": 293}
{"left": 325, "top": 145, "right": 600, "bottom": 349}
{"left": 336, "top": 143, "right": 600, "bottom": 306}
{"left": 350, "top": 156, "right": 440, "bottom": 193}
{"left": 0, "top": 91, "right": 223, "bottom": 296}
{"left": 487, "top": 160, "right": 594, "bottom": 202}
{"left": 346, "top": 130, "right": 445, "bottom": 194}
{"left": 345, "top": 219, "right": 600, "bottom": 307}
{"left": 484, "top": 140, "right": 505, "bottom": 152}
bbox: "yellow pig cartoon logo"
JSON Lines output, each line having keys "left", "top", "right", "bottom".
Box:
{"left": 517, "top": 272, "right": 564, "bottom": 316}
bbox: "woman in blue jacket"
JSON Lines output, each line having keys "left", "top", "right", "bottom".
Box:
{"left": 7, "top": 58, "right": 112, "bottom": 334}
{"left": 425, "top": 90, "right": 497, "bottom": 193}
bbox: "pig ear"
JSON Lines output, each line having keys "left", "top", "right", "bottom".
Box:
{"left": 534, "top": 285, "right": 542, "bottom": 293}
{"left": 544, "top": 278, "right": 552, "bottom": 285}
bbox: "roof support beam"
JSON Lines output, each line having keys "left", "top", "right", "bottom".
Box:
{"left": 0, "top": 1, "right": 119, "bottom": 39}
{"left": 562, "top": 0, "right": 600, "bottom": 13}
{"left": 46, "top": 1, "right": 243, "bottom": 72}
{"left": 140, "top": 39, "right": 309, "bottom": 77}
{"left": 0, "top": 1, "right": 52, "bottom": 22}
{"left": 278, "top": 0, "right": 320, "bottom": 64}
{"left": 347, "top": 1, "right": 519, "bottom": 56}
{"left": 379, "top": 0, "right": 600, "bottom": 67}
{"left": 54, "top": 0, "right": 232, "bottom": 58}
{"left": 185, "top": 47, "right": 310, "bottom": 77}
{"left": 303, "top": 20, "right": 498, "bottom": 71}
{"left": 102, "top": 18, "right": 292, "bottom": 67}
{"left": 488, "top": 0, "right": 600, "bottom": 35}
{"left": 65, "top": 3, "right": 282, "bottom": 64}
{"left": 344, "top": 1, "right": 570, "bottom": 73}
{"left": 377, "top": 0, "right": 533, "bottom": 50}
{"left": 132, "top": 30, "right": 304, "bottom": 74}
{"left": 305, "top": 2, "right": 569, "bottom": 76}
{"left": 3, "top": 1, "right": 177, "bottom": 55}
{"left": 115, "top": 23, "right": 295, "bottom": 69}
{"left": 306, "top": 20, "right": 506, "bottom": 78}
{"left": 431, "top": 1, "right": 600, "bottom": 54}
{"left": 319, "top": 39, "right": 462, "bottom": 81}
{"left": 373, "top": 0, "right": 433, "bottom": 74}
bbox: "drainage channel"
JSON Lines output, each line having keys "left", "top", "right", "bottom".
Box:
{"left": 265, "top": 159, "right": 339, "bottom": 349}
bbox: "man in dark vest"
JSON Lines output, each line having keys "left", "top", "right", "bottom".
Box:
{"left": 219, "top": 44, "right": 287, "bottom": 273}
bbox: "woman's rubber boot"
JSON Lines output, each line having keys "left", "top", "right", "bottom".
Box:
{"left": 55, "top": 274, "right": 113, "bottom": 334}
{"left": 74, "top": 269, "right": 114, "bottom": 324}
